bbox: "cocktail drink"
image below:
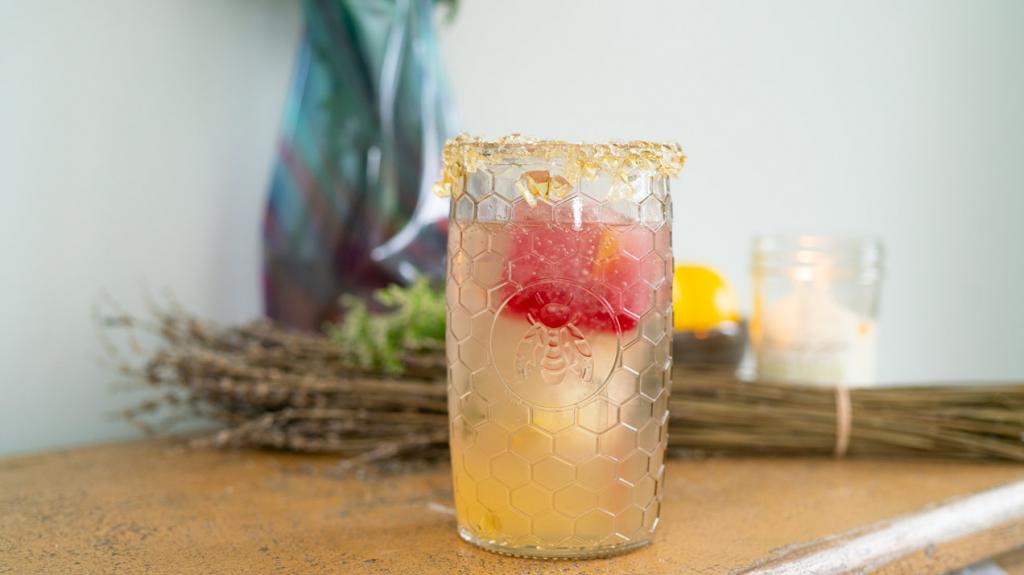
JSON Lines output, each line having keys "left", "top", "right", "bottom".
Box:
{"left": 437, "top": 135, "right": 683, "bottom": 558}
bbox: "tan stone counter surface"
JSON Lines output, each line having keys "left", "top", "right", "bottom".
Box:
{"left": 3, "top": 439, "right": 1024, "bottom": 574}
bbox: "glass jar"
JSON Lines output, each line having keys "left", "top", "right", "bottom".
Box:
{"left": 750, "top": 235, "right": 884, "bottom": 386}
{"left": 437, "top": 135, "right": 684, "bottom": 558}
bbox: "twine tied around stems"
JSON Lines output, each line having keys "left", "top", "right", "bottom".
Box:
{"left": 834, "top": 385, "right": 852, "bottom": 457}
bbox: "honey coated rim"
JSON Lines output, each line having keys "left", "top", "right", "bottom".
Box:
{"left": 434, "top": 133, "right": 685, "bottom": 199}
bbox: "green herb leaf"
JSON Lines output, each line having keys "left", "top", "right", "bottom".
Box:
{"left": 326, "top": 277, "right": 446, "bottom": 374}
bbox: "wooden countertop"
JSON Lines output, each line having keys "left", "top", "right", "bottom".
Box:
{"left": 3, "top": 440, "right": 1024, "bottom": 574}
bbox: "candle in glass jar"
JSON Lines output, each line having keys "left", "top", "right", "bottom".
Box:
{"left": 751, "top": 236, "right": 883, "bottom": 386}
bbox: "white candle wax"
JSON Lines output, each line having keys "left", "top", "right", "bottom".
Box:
{"left": 758, "top": 287, "right": 877, "bottom": 385}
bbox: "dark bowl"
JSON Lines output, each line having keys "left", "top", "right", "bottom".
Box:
{"left": 671, "top": 320, "right": 747, "bottom": 372}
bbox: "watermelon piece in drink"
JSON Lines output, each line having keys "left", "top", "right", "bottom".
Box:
{"left": 496, "top": 221, "right": 666, "bottom": 334}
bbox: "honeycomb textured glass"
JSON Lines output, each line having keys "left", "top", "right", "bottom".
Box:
{"left": 446, "top": 144, "right": 675, "bottom": 559}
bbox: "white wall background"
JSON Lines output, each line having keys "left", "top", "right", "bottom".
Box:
{"left": 2, "top": 0, "right": 1022, "bottom": 455}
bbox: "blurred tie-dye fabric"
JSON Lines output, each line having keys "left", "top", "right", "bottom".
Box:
{"left": 263, "top": 0, "right": 457, "bottom": 330}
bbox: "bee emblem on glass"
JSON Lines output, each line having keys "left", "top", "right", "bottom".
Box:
{"left": 515, "top": 292, "right": 594, "bottom": 385}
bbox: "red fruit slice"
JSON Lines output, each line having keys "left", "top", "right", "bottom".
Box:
{"left": 499, "top": 223, "right": 658, "bottom": 333}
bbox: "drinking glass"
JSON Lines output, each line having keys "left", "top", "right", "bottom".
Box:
{"left": 438, "top": 135, "right": 683, "bottom": 558}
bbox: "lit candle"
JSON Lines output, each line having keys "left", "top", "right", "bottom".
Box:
{"left": 751, "top": 236, "right": 883, "bottom": 386}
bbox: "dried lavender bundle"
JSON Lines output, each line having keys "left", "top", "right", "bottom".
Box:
{"left": 100, "top": 302, "right": 1024, "bottom": 465}
{"left": 670, "top": 369, "right": 1024, "bottom": 461}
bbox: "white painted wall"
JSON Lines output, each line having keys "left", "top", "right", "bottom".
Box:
{"left": 2, "top": 0, "right": 1022, "bottom": 455}
{"left": 0, "top": 1, "right": 301, "bottom": 454}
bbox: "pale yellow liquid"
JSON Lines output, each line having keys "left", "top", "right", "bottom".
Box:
{"left": 447, "top": 221, "right": 672, "bottom": 557}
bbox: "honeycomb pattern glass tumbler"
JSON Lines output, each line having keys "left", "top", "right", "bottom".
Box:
{"left": 438, "top": 135, "right": 684, "bottom": 558}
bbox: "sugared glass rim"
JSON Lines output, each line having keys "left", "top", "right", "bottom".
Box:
{"left": 434, "top": 133, "right": 685, "bottom": 198}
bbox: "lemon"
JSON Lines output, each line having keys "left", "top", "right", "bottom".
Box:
{"left": 672, "top": 264, "right": 740, "bottom": 332}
